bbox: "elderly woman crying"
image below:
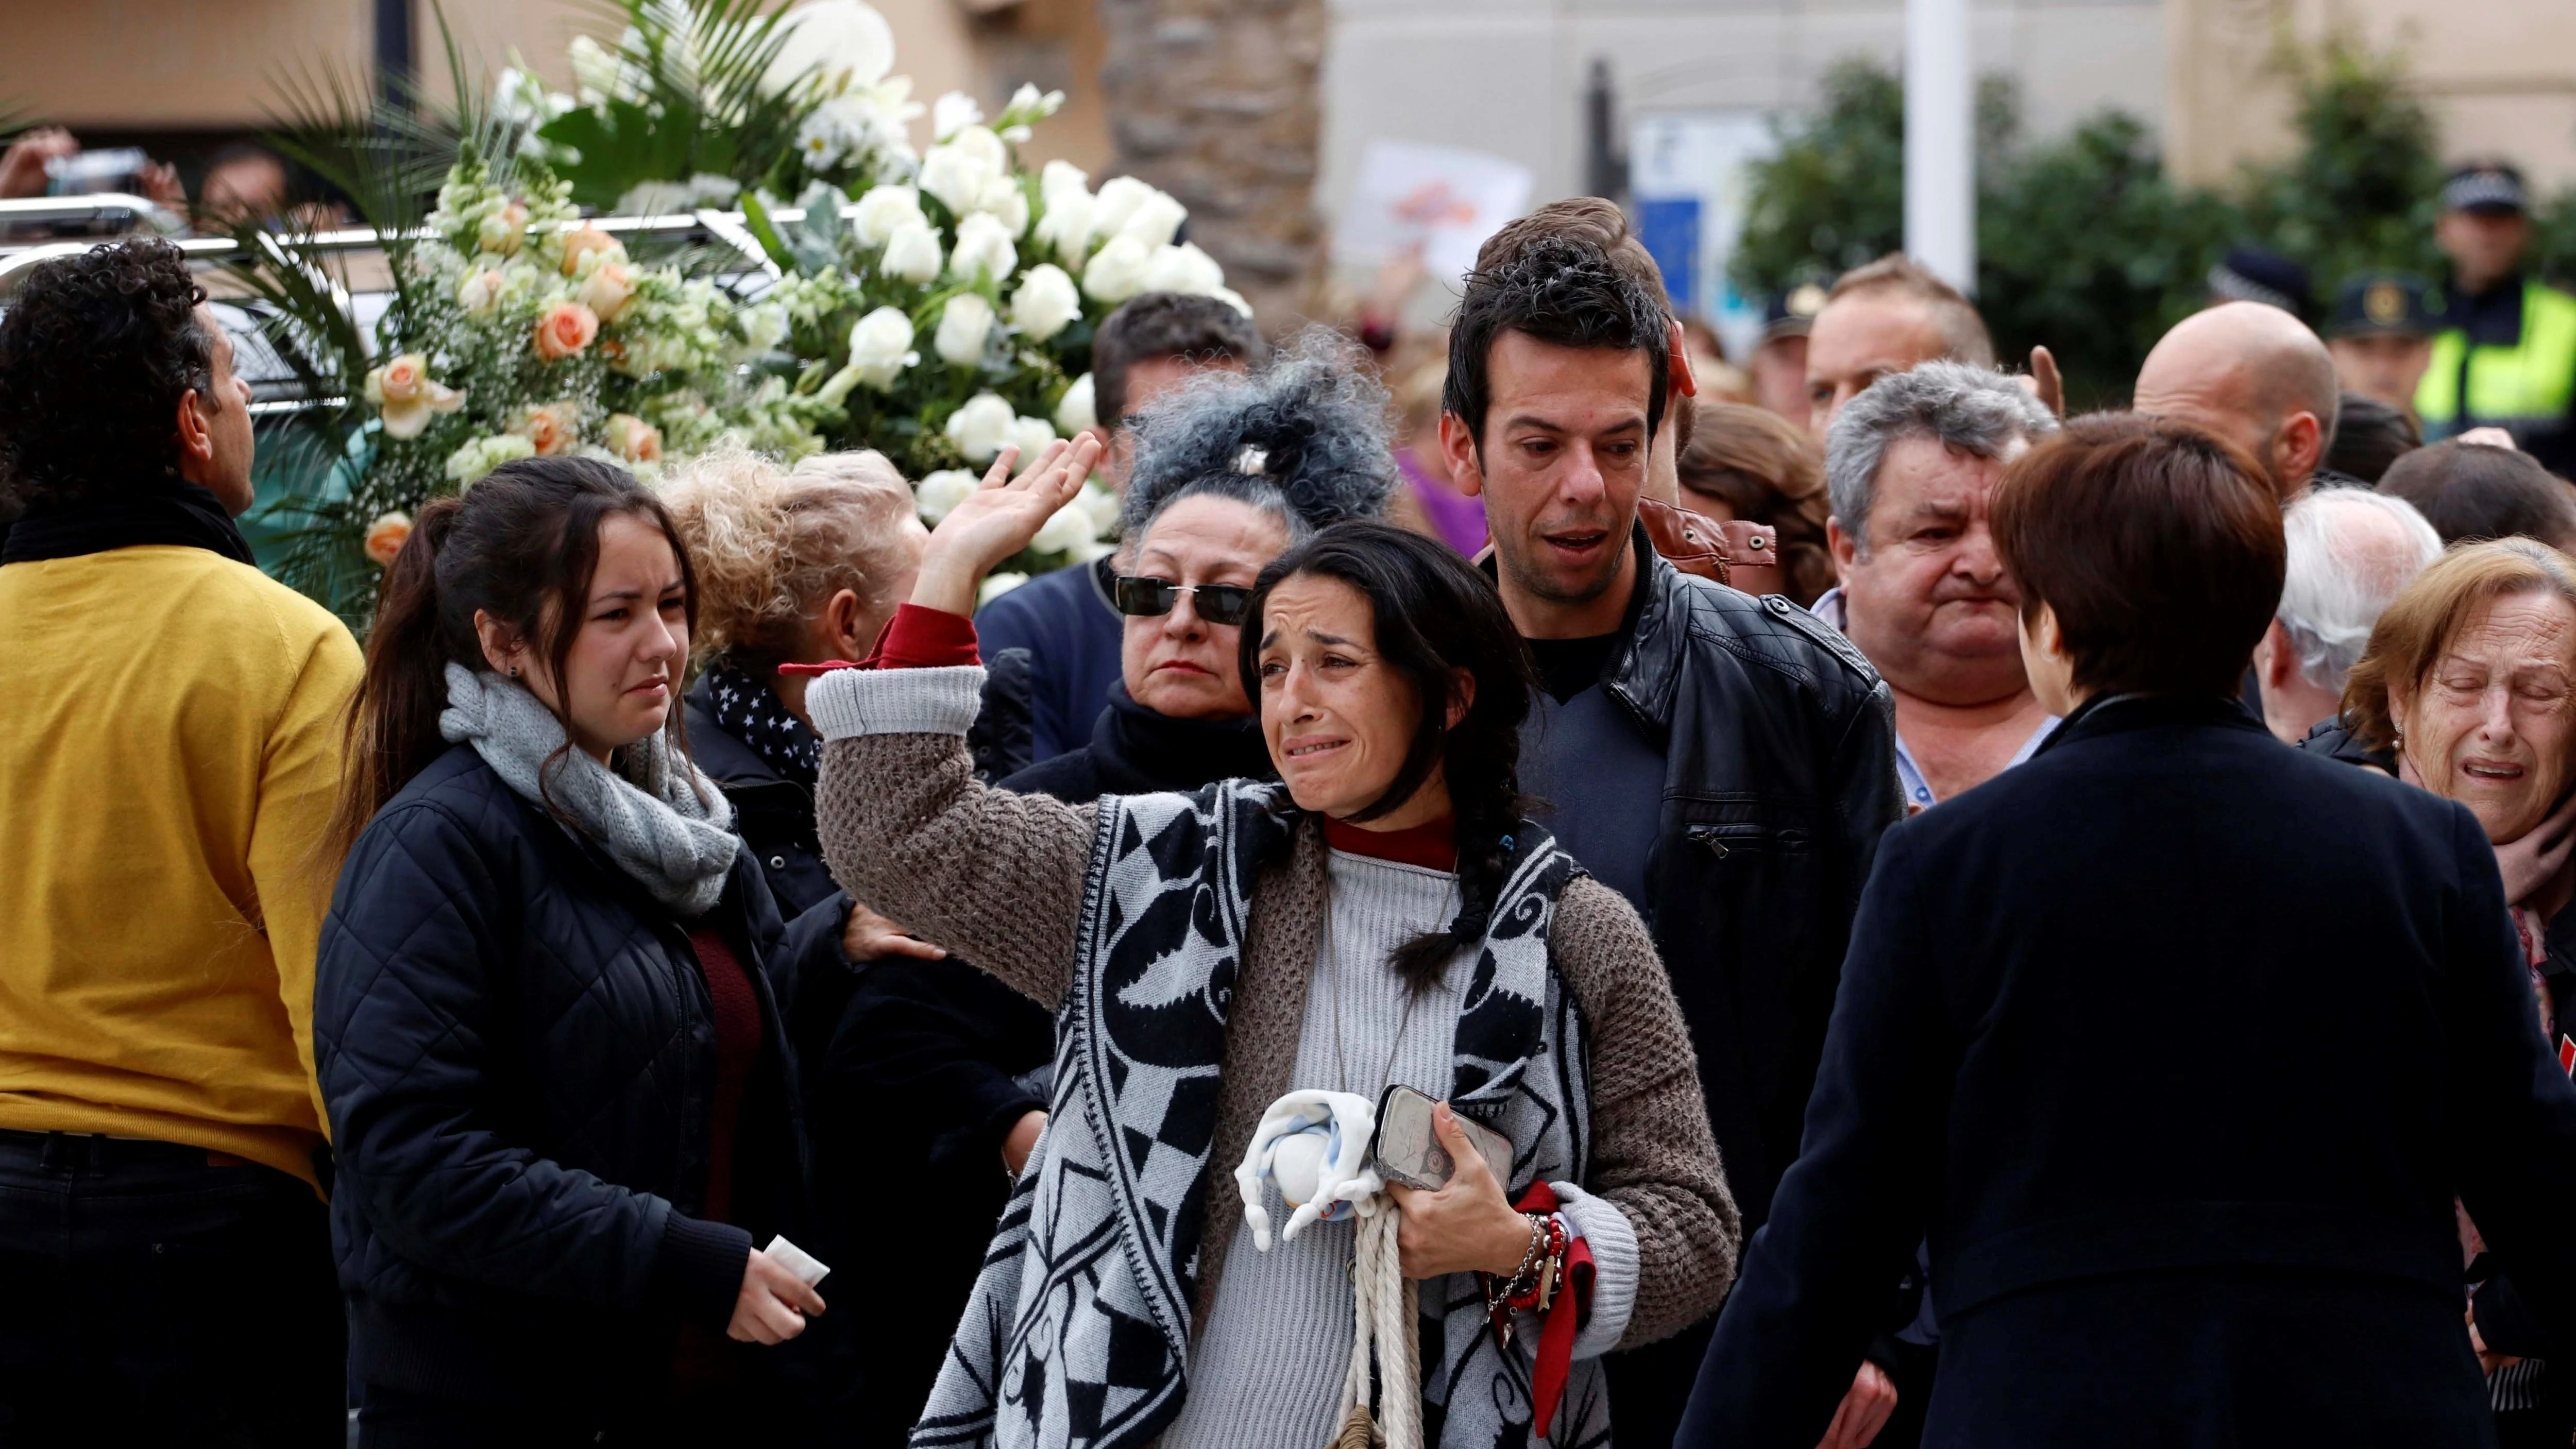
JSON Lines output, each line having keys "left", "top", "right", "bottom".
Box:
{"left": 2316, "top": 537, "right": 2576, "bottom": 1447}
{"left": 806, "top": 431, "right": 1736, "bottom": 1448}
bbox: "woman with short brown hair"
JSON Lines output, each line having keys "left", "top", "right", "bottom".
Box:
{"left": 1686, "top": 414, "right": 2576, "bottom": 1449}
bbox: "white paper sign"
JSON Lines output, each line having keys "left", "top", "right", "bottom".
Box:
{"left": 1334, "top": 140, "right": 1536, "bottom": 284}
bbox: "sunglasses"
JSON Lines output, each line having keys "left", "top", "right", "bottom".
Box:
{"left": 1113, "top": 575, "right": 1256, "bottom": 627}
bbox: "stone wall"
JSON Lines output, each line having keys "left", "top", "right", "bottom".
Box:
{"left": 1099, "top": 0, "right": 1328, "bottom": 329}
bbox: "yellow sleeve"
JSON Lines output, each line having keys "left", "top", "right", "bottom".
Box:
{"left": 246, "top": 611, "right": 364, "bottom": 1140}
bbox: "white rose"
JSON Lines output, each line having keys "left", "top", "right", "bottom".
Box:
{"left": 1077, "top": 481, "right": 1121, "bottom": 534}
{"left": 1032, "top": 497, "right": 1097, "bottom": 556}
{"left": 1054, "top": 372, "right": 1098, "bottom": 436}
{"left": 1033, "top": 187, "right": 1094, "bottom": 265}
{"left": 917, "top": 143, "right": 994, "bottom": 217}
{"left": 1006, "top": 414, "right": 1059, "bottom": 465}
{"left": 914, "top": 468, "right": 978, "bottom": 524}
{"left": 944, "top": 390, "right": 1017, "bottom": 463}
{"left": 1081, "top": 234, "right": 1154, "bottom": 304}
{"left": 1041, "top": 159, "right": 1090, "bottom": 206}
{"left": 880, "top": 219, "right": 944, "bottom": 284}
{"left": 1091, "top": 176, "right": 1156, "bottom": 240}
{"left": 761, "top": 0, "right": 895, "bottom": 97}
{"left": 934, "top": 293, "right": 996, "bottom": 366}
{"left": 948, "top": 211, "right": 1019, "bottom": 283}
{"left": 978, "top": 571, "right": 1030, "bottom": 606}
{"left": 1120, "top": 190, "right": 1188, "bottom": 249}
{"left": 1009, "top": 263, "right": 1081, "bottom": 342}
{"left": 1142, "top": 242, "right": 1225, "bottom": 298}
{"left": 456, "top": 268, "right": 505, "bottom": 314}
{"left": 978, "top": 176, "right": 1030, "bottom": 238}
{"left": 1210, "top": 286, "right": 1255, "bottom": 318}
{"left": 932, "top": 91, "right": 984, "bottom": 142}
{"left": 851, "top": 183, "right": 927, "bottom": 247}
{"left": 845, "top": 305, "right": 919, "bottom": 389}
{"left": 946, "top": 124, "right": 1007, "bottom": 176}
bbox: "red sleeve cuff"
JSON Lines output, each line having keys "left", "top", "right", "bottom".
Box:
{"left": 870, "top": 602, "right": 982, "bottom": 670}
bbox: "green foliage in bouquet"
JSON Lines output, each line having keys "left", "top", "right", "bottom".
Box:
{"left": 524, "top": 0, "right": 924, "bottom": 218}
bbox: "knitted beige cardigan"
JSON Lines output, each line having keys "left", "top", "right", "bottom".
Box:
{"left": 816, "top": 726, "right": 1741, "bottom": 1348}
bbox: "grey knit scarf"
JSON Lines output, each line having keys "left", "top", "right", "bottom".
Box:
{"left": 439, "top": 663, "right": 739, "bottom": 917}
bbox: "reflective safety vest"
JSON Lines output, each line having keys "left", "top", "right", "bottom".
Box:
{"left": 2417, "top": 280, "right": 2576, "bottom": 439}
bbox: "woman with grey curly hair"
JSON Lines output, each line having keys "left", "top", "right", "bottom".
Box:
{"left": 1004, "top": 330, "right": 1398, "bottom": 800}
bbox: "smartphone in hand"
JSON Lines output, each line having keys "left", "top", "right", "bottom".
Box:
{"left": 1368, "top": 1083, "right": 1512, "bottom": 1192}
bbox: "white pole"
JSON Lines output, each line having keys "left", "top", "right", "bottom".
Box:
{"left": 1904, "top": 0, "right": 1975, "bottom": 294}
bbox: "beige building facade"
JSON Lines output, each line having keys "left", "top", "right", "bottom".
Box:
{"left": 2164, "top": 0, "right": 2576, "bottom": 188}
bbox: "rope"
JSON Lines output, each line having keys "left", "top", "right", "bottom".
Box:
{"left": 1333, "top": 1203, "right": 1421, "bottom": 1449}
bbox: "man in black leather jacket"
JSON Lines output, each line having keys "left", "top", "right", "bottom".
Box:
{"left": 1444, "top": 230, "right": 1903, "bottom": 1446}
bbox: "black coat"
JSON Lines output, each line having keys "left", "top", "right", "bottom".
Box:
{"left": 315, "top": 745, "right": 836, "bottom": 1409}
{"left": 1552, "top": 535, "right": 1903, "bottom": 1229}
{"left": 1681, "top": 694, "right": 2576, "bottom": 1448}
{"left": 1000, "top": 682, "right": 1274, "bottom": 803}
{"left": 686, "top": 675, "right": 840, "bottom": 918}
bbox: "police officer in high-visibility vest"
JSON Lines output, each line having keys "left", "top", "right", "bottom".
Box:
{"left": 2417, "top": 161, "right": 2576, "bottom": 476}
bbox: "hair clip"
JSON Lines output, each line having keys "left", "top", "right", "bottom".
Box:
{"left": 1498, "top": 834, "right": 1515, "bottom": 851}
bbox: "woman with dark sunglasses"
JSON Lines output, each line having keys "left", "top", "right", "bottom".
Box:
{"left": 822, "top": 335, "right": 1398, "bottom": 1443}
{"left": 1003, "top": 333, "right": 1397, "bottom": 803}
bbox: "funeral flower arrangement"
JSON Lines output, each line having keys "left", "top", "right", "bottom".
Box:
{"left": 245, "top": 0, "right": 1252, "bottom": 614}
{"left": 344, "top": 154, "right": 820, "bottom": 570}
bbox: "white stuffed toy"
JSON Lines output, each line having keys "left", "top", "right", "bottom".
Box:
{"left": 1236, "top": 1089, "right": 1382, "bottom": 1249}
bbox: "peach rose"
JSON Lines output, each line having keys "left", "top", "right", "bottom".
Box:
{"left": 363, "top": 511, "right": 413, "bottom": 568}
{"left": 559, "top": 225, "right": 622, "bottom": 277}
{"left": 603, "top": 413, "right": 663, "bottom": 465}
{"left": 578, "top": 261, "right": 635, "bottom": 323}
{"left": 375, "top": 353, "right": 426, "bottom": 403}
{"left": 533, "top": 301, "right": 600, "bottom": 361}
{"left": 512, "top": 401, "right": 580, "bottom": 457}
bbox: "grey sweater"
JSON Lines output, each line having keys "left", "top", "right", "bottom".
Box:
{"left": 809, "top": 669, "right": 1740, "bottom": 1368}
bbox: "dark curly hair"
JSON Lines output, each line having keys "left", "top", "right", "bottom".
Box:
{"left": 1121, "top": 328, "right": 1397, "bottom": 543}
{"left": 1238, "top": 521, "right": 1538, "bottom": 991}
{"left": 0, "top": 238, "right": 219, "bottom": 510}
{"left": 1444, "top": 233, "right": 1670, "bottom": 454}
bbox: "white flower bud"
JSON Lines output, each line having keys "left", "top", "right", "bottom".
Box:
{"left": 934, "top": 293, "right": 996, "bottom": 367}
{"left": 914, "top": 468, "right": 978, "bottom": 524}
{"left": 880, "top": 220, "right": 944, "bottom": 284}
{"left": 1142, "top": 241, "right": 1225, "bottom": 298}
{"left": 944, "top": 390, "right": 1017, "bottom": 463}
{"left": 851, "top": 183, "right": 927, "bottom": 247}
{"left": 1009, "top": 263, "right": 1081, "bottom": 343}
{"left": 1081, "top": 235, "right": 1154, "bottom": 305}
{"left": 948, "top": 211, "right": 1019, "bottom": 284}
{"left": 1054, "top": 372, "right": 1098, "bottom": 436}
{"left": 845, "top": 305, "right": 919, "bottom": 389}
{"left": 1118, "top": 190, "right": 1188, "bottom": 249}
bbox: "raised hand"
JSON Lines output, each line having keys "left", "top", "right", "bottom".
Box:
{"left": 908, "top": 433, "right": 1105, "bottom": 616}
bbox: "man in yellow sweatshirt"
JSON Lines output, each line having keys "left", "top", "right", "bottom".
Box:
{"left": 0, "top": 240, "right": 359, "bottom": 1443}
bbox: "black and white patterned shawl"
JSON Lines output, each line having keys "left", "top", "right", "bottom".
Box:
{"left": 910, "top": 779, "right": 1603, "bottom": 1449}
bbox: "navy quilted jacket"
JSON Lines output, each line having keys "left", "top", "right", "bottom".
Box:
{"left": 316, "top": 744, "right": 834, "bottom": 1407}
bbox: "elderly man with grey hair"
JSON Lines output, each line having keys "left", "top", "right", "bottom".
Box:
{"left": 2252, "top": 488, "right": 2445, "bottom": 743}
{"left": 1812, "top": 360, "right": 2061, "bottom": 809}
